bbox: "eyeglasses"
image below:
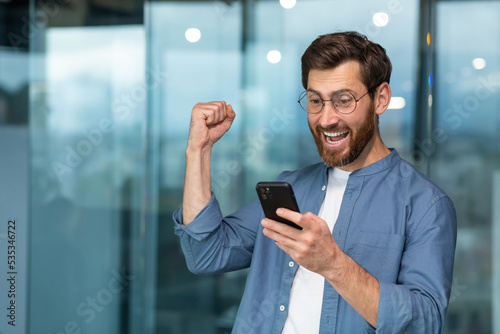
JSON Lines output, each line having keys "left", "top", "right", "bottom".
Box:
{"left": 298, "top": 89, "right": 370, "bottom": 114}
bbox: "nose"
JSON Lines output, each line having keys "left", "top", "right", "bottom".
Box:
{"left": 318, "top": 100, "right": 340, "bottom": 127}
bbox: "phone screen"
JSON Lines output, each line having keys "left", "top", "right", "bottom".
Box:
{"left": 256, "top": 182, "right": 302, "bottom": 229}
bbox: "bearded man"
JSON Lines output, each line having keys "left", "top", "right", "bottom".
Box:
{"left": 173, "top": 31, "right": 457, "bottom": 334}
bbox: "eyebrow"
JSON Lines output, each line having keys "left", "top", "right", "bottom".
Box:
{"left": 306, "top": 88, "right": 353, "bottom": 98}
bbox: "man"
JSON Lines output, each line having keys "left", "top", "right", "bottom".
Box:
{"left": 173, "top": 31, "right": 457, "bottom": 333}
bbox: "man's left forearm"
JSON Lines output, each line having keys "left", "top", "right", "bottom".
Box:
{"left": 322, "top": 250, "right": 380, "bottom": 328}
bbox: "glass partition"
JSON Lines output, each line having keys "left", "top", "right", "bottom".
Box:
{"left": 26, "top": 2, "right": 155, "bottom": 333}
{"left": 433, "top": 2, "right": 500, "bottom": 333}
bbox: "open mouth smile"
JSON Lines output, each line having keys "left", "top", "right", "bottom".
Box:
{"left": 323, "top": 130, "right": 349, "bottom": 144}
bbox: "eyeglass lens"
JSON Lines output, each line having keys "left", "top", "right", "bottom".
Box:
{"left": 299, "top": 91, "right": 357, "bottom": 114}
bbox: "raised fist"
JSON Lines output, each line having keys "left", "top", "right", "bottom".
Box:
{"left": 187, "top": 101, "right": 236, "bottom": 151}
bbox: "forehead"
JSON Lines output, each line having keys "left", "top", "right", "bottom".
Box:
{"left": 307, "top": 61, "right": 364, "bottom": 93}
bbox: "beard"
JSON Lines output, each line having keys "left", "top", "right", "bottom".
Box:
{"left": 309, "top": 102, "right": 376, "bottom": 168}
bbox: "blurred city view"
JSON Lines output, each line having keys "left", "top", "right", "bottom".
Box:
{"left": 0, "top": 0, "right": 498, "bottom": 333}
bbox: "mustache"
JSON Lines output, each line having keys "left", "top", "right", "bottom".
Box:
{"left": 315, "top": 124, "right": 350, "bottom": 133}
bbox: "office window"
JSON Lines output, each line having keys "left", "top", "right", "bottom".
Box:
{"left": 432, "top": 2, "right": 500, "bottom": 333}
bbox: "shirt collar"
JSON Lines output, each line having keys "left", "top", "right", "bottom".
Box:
{"left": 318, "top": 149, "right": 401, "bottom": 179}
{"left": 350, "top": 148, "right": 401, "bottom": 177}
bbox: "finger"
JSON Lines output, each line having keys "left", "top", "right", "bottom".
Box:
{"left": 274, "top": 241, "right": 294, "bottom": 258}
{"left": 262, "top": 221, "right": 301, "bottom": 260}
{"left": 199, "top": 103, "right": 224, "bottom": 126}
{"left": 193, "top": 103, "right": 214, "bottom": 123}
{"left": 276, "top": 208, "right": 305, "bottom": 228}
{"left": 203, "top": 108, "right": 216, "bottom": 125}
{"left": 261, "top": 218, "right": 301, "bottom": 241}
{"left": 213, "top": 101, "right": 226, "bottom": 124}
{"left": 226, "top": 104, "right": 236, "bottom": 121}
{"left": 205, "top": 102, "right": 223, "bottom": 125}
{"left": 210, "top": 101, "right": 231, "bottom": 125}
{"left": 262, "top": 222, "right": 295, "bottom": 247}
{"left": 220, "top": 104, "right": 236, "bottom": 130}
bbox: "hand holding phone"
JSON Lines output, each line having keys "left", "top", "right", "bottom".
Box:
{"left": 256, "top": 182, "right": 302, "bottom": 230}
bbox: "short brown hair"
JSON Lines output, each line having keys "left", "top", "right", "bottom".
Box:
{"left": 301, "top": 31, "right": 392, "bottom": 99}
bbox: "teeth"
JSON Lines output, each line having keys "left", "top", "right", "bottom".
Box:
{"left": 323, "top": 130, "right": 348, "bottom": 144}
{"left": 323, "top": 131, "right": 348, "bottom": 137}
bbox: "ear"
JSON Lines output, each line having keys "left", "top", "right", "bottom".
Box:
{"left": 374, "top": 82, "right": 391, "bottom": 116}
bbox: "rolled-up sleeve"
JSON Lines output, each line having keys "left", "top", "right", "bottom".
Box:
{"left": 173, "top": 193, "right": 262, "bottom": 275}
{"left": 173, "top": 194, "right": 225, "bottom": 241}
{"left": 376, "top": 196, "right": 457, "bottom": 333}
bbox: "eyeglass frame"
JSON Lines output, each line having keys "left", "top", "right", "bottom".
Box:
{"left": 297, "top": 89, "right": 372, "bottom": 115}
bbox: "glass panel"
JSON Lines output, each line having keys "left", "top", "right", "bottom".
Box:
{"left": 0, "top": 33, "right": 30, "bottom": 334}
{"left": 147, "top": 3, "right": 245, "bottom": 333}
{"left": 27, "top": 2, "right": 153, "bottom": 334}
{"left": 434, "top": 1, "right": 500, "bottom": 333}
{"left": 1, "top": 3, "right": 34, "bottom": 334}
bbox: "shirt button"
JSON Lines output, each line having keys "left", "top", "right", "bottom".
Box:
{"left": 289, "top": 261, "right": 294, "bottom": 268}
{"left": 280, "top": 305, "right": 285, "bottom": 312}
{"left": 321, "top": 185, "right": 326, "bottom": 191}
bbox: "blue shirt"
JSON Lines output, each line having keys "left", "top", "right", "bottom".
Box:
{"left": 173, "top": 150, "right": 457, "bottom": 333}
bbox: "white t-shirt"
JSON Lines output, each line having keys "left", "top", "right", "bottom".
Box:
{"left": 281, "top": 167, "right": 351, "bottom": 334}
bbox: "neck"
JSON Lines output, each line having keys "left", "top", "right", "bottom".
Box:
{"left": 338, "top": 134, "right": 390, "bottom": 172}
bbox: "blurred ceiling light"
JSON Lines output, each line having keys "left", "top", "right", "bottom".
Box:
{"left": 185, "top": 28, "right": 201, "bottom": 43}
{"left": 267, "top": 50, "right": 282, "bottom": 64}
{"left": 472, "top": 58, "right": 486, "bottom": 70}
{"left": 388, "top": 97, "right": 406, "bottom": 109}
{"left": 372, "top": 12, "right": 389, "bottom": 27}
{"left": 280, "top": 0, "right": 296, "bottom": 9}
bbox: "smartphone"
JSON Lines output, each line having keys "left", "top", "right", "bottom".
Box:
{"left": 256, "top": 182, "right": 302, "bottom": 230}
